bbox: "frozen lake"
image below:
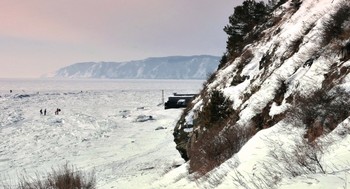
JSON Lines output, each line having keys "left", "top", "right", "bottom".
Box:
{"left": 0, "top": 79, "right": 203, "bottom": 188}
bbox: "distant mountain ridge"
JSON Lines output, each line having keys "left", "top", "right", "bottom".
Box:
{"left": 53, "top": 55, "right": 220, "bottom": 79}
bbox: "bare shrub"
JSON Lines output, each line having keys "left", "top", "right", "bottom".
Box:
{"left": 339, "top": 26, "right": 350, "bottom": 41}
{"left": 289, "top": 36, "right": 304, "bottom": 55}
{"left": 231, "top": 49, "right": 254, "bottom": 86}
{"left": 14, "top": 163, "right": 96, "bottom": 189}
{"left": 268, "top": 138, "right": 326, "bottom": 178}
{"left": 240, "top": 49, "right": 254, "bottom": 65}
{"left": 322, "top": 63, "right": 345, "bottom": 89}
{"left": 280, "top": 35, "right": 304, "bottom": 61}
{"left": 293, "top": 141, "right": 325, "bottom": 174}
{"left": 322, "top": 1, "right": 350, "bottom": 45}
{"left": 274, "top": 77, "right": 287, "bottom": 106}
{"left": 188, "top": 124, "right": 255, "bottom": 176}
{"left": 287, "top": 87, "right": 350, "bottom": 142}
{"left": 230, "top": 136, "right": 329, "bottom": 189}
{"left": 251, "top": 101, "right": 286, "bottom": 130}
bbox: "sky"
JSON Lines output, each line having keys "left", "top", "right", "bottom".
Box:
{"left": 0, "top": 0, "right": 248, "bottom": 78}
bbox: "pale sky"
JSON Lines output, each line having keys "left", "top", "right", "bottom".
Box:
{"left": 0, "top": 0, "right": 247, "bottom": 78}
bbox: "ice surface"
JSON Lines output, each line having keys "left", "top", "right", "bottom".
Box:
{"left": 0, "top": 79, "right": 203, "bottom": 188}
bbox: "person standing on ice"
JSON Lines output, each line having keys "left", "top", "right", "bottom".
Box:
{"left": 44, "top": 109, "right": 47, "bottom": 116}
{"left": 40, "top": 109, "right": 43, "bottom": 115}
{"left": 55, "top": 108, "right": 60, "bottom": 115}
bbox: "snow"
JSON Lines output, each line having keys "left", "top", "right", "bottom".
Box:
{"left": 0, "top": 79, "right": 203, "bottom": 188}
{"left": 223, "top": 79, "right": 250, "bottom": 109}
{"left": 279, "top": 174, "right": 348, "bottom": 189}
{"left": 269, "top": 102, "right": 287, "bottom": 117}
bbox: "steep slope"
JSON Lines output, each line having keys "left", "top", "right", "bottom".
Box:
{"left": 161, "top": 0, "right": 350, "bottom": 188}
{"left": 53, "top": 55, "right": 219, "bottom": 80}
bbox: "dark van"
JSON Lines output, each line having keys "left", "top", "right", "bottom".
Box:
{"left": 164, "top": 93, "right": 197, "bottom": 109}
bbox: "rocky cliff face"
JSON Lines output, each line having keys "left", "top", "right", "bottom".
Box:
{"left": 172, "top": 0, "right": 350, "bottom": 187}
{"left": 53, "top": 55, "right": 219, "bottom": 80}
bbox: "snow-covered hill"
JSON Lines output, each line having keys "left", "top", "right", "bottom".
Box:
{"left": 164, "top": 0, "right": 350, "bottom": 188}
{"left": 52, "top": 55, "right": 220, "bottom": 79}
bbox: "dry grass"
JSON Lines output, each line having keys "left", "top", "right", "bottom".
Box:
{"left": 4, "top": 163, "right": 96, "bottom": 189}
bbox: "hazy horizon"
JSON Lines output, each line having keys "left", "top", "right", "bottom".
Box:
{"left": 0, "top": 0, "right": 250, "bottom": 78}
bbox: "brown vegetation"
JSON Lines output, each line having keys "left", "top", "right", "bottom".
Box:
{"left": 287, "top": 87, "right": 350, "bottom": 142}
{"left": 188, "top": 124, "right": 255, "bottom": 175}
{"left": 186, "top": 90, "right": 254, "bottom": 175}
{"left": 7, "top": 163, "right": 96, "bottom": 189}
{"left": 231, "top": 49, "right": 254, "bottom": 86}
{"left": 322, "top": 1, "right": 350, "bottom": 45}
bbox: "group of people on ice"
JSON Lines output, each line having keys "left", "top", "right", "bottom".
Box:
{"left": 40, "top": 108, "right": 61, "bottom": 116}
{"left": 39, "top": 109, "right": 47, "bottom": 116}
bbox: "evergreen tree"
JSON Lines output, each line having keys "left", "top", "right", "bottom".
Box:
{"left": 198, "top": 90, "right": 233, "bottom": 128}
{"left": 223, "top": 0, "right": 269, "bottom": 59}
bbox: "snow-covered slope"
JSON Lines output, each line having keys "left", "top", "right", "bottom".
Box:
{"left": 165, "top": 0, "right": 350, "bottom": 188}
{"left": 53, "top": 55, "right": 220, "bottom": 80}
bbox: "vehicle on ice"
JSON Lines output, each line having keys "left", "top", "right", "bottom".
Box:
{"left": 164, "top": 93, "right": 197, "bottom": 109}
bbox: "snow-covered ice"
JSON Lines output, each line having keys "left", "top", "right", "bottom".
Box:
{"left": 0, "top": 79, "right": 203, "bottom": 188}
